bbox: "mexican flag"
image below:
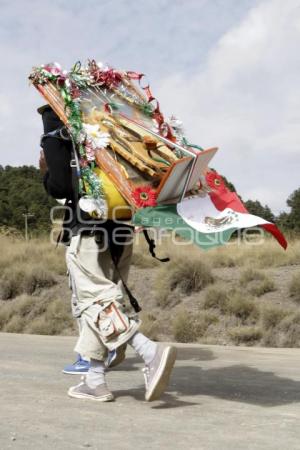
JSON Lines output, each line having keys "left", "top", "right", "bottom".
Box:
{"left": 132, "top": 171, "right": 287, "bottom": 251}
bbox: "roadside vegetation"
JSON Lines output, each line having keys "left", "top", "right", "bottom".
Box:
{"left": 0, "top": 233, "right": 300, "bottom": 347}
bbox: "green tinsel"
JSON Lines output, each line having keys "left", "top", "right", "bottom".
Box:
{"left": 30, "top": 64, "right": 104, "bottom": 199}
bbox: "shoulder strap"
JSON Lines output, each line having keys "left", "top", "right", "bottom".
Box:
{"left": 108, "top": 236, "right": 142, "bottom": 313}
{"left": 143, "top": 229, "right": 170, "bottom": 262}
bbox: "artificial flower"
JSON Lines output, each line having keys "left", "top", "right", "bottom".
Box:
{"left": 205, "top": 171, "right": 227, "bottom": 194}
{"left": 133, "top": 186, "right": 157, "bottom": 208}
{"left": 82, "top": 123, "right": 110, "bottom": 149}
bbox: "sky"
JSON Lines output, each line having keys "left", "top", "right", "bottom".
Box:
{"left": 0, "top": 0, "right": 299, "bottom": 214}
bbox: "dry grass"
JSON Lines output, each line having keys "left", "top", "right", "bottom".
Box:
{"left": 0, "top": 264, "right": 57, "bottom": 300}
{"left": 239, "top": 268, "right": 266, "bottom": 285}
{"left": 0, "top": 294, "right": 75, "bottom": 335}
{"left": 228, "top": 326, "right": 263, "bottom": 345}
{"left": 203, "top": 238, "right": 300, "bottom": 269}
{"left": 289, "top": 272, "right": 300, "bottom": 303}
{"left": 155, "top": 255, "right": 214, "bottom": 307}
{"left": 249, "top": 279, "right": 276, "bottom": 297}
{"left": 203, "top": 286, "right": 229, "bottom": 312}
{"left": 1, "top": 233, "right": 300, "bottom": 347}
{"left": 260, "top": 306, "right": 289, "bottom": 329}
{"left": 226, "top": 292, "right": 259, "bottom": 322}
{"left": 139, "top": 312, "right": 159, "bottom": 341}
{"left": 172, "top": 309, "right": 218, "bottom": 343}
{"left": 0, "top": 235, "right": 66, "bottom": 276}
{"left": 204, "top": 287, "right": 259, "bottom": 322}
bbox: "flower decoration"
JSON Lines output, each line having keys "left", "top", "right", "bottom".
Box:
{"left": 43, "top": 62, "right": 63, "bottom": 76}
{"left": 133, "top": 186, "right": 157, "bottom": 208}
{"left": 82, "top": 123, "right": 110, "bottom": 149}
{"left": 88, "top": 60, "right": 122, "bottom": 88}
{"left": 205, "top": 171, "right": 227, "bottom": 193}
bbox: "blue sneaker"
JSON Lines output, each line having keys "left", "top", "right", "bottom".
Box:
{"left": 62, "top": 355, "right": 90, "bottom": 375}
{"left": 105, "top": 344, "right": 127, "bottom": 369}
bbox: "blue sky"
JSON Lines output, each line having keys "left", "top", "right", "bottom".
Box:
{"left": 0, "top": 0, "right": 299, "bottom": 213}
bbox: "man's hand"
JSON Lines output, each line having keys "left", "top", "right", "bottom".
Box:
{"left": 39, "top": 149, "right": 48, "bottom": 174}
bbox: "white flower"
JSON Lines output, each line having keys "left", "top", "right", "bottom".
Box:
{"left": 82, "top": 123, "right": 110, "bottom": 148}
{"left": 79, "top": 196, "right": 108, "bottom": 219}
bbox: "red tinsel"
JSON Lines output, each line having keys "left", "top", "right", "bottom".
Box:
{"left": 88, "top": 60, "right": 122, "bottom": 88}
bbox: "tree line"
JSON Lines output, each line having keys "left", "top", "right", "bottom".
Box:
{"left": 0, "top": 165, "right": 299, "bottom": 236}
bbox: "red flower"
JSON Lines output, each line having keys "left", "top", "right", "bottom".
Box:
{"left": 205, "top": 171, "right": 227, "bottom": 193}
{"left": 133, "top": 186, "right": 157, "bottom": 208}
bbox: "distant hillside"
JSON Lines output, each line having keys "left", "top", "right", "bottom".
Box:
{"left": 0, "top": 165, "right": 56, "bottom": 235}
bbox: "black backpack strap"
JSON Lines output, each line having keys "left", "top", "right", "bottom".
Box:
{"left": 143, "top": 229, "right": 170, "bottom": 262}
{"left": 107, "top": 232, "right": 142, "bottom": 313}
{"left": 40, "top": 126, "right": 71, "bottom": 147}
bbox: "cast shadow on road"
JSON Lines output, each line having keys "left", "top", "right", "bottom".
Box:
{"left": 111, "top": 347, "right": 215, "bottom": 408}
{"left": 164, "top": 364, "right": 300, "bottom": 408}
{"left": 112, "top": 347, "right": 216, "bottom": 372}
{"left": 112, "top": 348, "right": 300, "bottom": 409}
{"left": 114, "top": 361, "right": 300, "bottom": 409}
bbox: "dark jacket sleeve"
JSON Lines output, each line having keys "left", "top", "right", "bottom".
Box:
{"left": 40, "top": 108, "right": 73, "bottom": 199}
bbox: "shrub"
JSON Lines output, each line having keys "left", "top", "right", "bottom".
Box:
{"left": 228, "top": 326, "right": 262, "bottom": 345}
{"left": 173, "top": 310, "right": 218, "bottom": 343}
{"left": 278, "top": 313, "right": 300, "bottom": 347}
{"left": 4, "top": 315, "right": 25, "bottom": 333}
{"left": 194, "top": 312, "right": 219, "bottom": 336}
{"left": 173, "top": 310, "right": 196, "bottom": 343}
{"left": 226, "top": 292, "right": 259, "bottom": 321}
{"left": 203, "top": 287, "right": 229, "bottom": 312}
{"left": 140, "top": 313, "right": 159, "bottom": 340}
{"left": 261, "top": 306, "right": 289, "bottom": 330}
{"left": 155, "top": 256, "right": 214, "bottom": 307}
{"left": 249, "top": 279, "right": 276, "bottom": 297}
{"left": 131, "top": 252, "right": 160, "bottom": 268}
{"left": 209, "top": 253, "right": 236, "bottom": 268}
{"left": 239, "top": 268, "right": 266, "bottom": 285}
{"left": 0, "top": 265, "right": 56, "bottom": 300}
{"left": 289, "top": 272, "right": 300, "bottom": 303}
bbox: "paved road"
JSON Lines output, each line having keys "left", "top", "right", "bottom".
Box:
{"left": 1, "top": 333, "right": 300, "bottom": 450}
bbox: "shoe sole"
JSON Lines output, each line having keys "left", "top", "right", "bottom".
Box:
{"left": 145, "top": 346, "right": 177, "bottom": 402}
{"left": 62, "top": 370, "right": 89, "bottom": 375}
{"left": 68, "top": 388, "right": 114, "bottom": 402}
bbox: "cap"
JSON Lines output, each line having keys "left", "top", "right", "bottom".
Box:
{"left": 37, "top": 104, "right": 52, "bottom": 115}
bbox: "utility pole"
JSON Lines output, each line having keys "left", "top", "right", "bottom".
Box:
{"left": 22, "top": 213, "right": 35, "bottom": 241}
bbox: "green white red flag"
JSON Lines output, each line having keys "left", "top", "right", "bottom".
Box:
{"left": 133, "top": 170, "right": 287, "bottom": 250}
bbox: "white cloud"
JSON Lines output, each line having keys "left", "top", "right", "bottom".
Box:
{"left": 156, "top": 0, "right": 300, "bottom": 213}
{"left": 0, "top": 0, "right": 298, "bottom": 213}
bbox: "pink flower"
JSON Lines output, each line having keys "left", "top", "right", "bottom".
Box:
{"left": 43, "top": 63, "right": 62, "bottom": 76}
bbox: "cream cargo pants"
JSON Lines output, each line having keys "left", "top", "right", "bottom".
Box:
{"left": 66, "top": 233, "right": 140, "bottom": 361}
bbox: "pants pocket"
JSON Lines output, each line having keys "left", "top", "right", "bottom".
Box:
{"left": 96, "top": 302, "right": 130, "bottom": 343}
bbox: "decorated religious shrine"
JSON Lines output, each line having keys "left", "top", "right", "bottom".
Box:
{"left": 29, "top": 60, "right": 287, "bottom": 250}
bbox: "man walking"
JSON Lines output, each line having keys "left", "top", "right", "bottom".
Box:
{"left": 39, "top": 105, "right": 176, "bottom": 402}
